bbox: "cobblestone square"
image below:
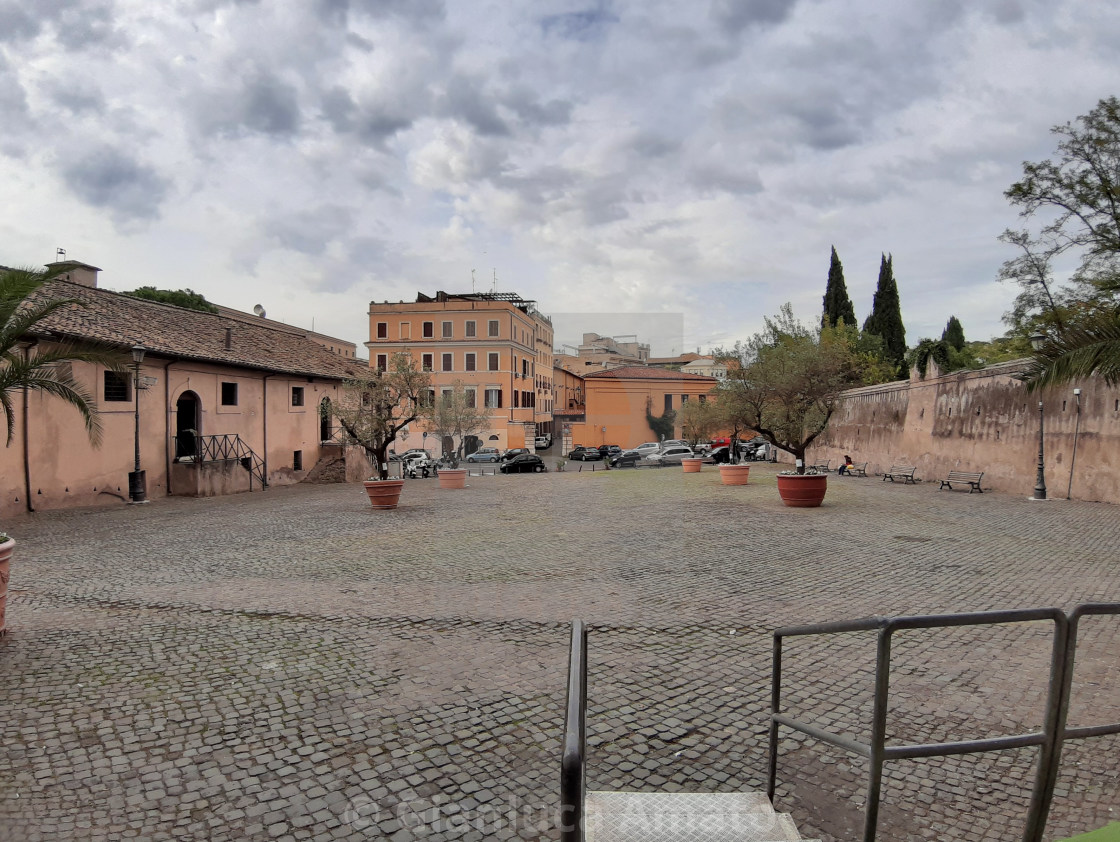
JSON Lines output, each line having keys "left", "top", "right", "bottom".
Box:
{"left": 1, "top": 464, "right": 1118, "bottom": 841}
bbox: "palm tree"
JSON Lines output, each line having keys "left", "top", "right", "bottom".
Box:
{"left": 1, "top": 265, "right": 127, "bottom": 446}
{"left": 1020, "top": 310, "right": 1120, "bottom": 391}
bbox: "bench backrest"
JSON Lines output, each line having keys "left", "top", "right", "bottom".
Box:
{"left": 888, "top": 465, "right": 915, "bottom": 472}
{"left": 946, "top": 470, "right": 983, "bottom": 480}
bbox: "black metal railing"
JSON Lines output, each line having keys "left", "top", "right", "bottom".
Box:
{"left": 561, "top": 619, "right": 588, "bottom": 842}
{"left": 174, "top": 433, "right": 267, "bottom": 490}
{"left": 767, "top": 604, "right": 1120, "bottom": 842}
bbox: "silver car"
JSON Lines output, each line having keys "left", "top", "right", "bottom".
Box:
{"left": 645, "top": 445, "right": 696, "bottom": 465}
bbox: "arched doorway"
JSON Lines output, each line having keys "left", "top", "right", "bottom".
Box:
{"left": 320, "top": 397, "right": 332, "bottom": 443}
{"left": 176, "top": 391, "right": 200, "bottom": 460}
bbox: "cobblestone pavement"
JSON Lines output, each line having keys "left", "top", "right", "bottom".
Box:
{"left": 1, "top": 464, "right": 1118, "bottom": 841}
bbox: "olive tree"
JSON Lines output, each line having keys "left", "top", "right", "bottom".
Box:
{"left": 719, "top": 305, "right": 891, "bottom": 473}
{"left": 421, "top": 379, "right": 492, "bottom": 467}
{"left": 323, "top": 353, "right": 430, "bottom": 480}
{"left": 677, "top": 395, "right": 721, "bottom": 447}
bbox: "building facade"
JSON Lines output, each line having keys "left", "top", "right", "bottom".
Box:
{"left": 366, "top": 291, "right": 554, "bottom": 451}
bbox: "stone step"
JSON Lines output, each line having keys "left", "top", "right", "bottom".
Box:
{"left": 584, "top": 790, "right": 819, "bottom": 842}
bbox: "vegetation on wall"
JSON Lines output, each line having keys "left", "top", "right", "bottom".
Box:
{"left": 124, "top": 286, "right": 219, "bottom": 313}
{"left": 645, "top": 398, "right": 676, "bottom": 441}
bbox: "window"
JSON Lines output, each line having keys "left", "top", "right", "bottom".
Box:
{"left": 488, "top": 352, "right": 499, "bottom": 371}
{"left": 466, "top": 320, "right": 476, "bottom": 337}
{"left": 292, "top": 387, "right": 305, "bottom": 407}
{"left": 221, "top": 382, "right": 238, "bottom": 406}
{"left": 376, "top": 322, "right": 387, "bottom": 339}
{"left": 420, "top": 389, "right": 435, "bottom": 407}
{"left": 441, "top": 388, "right": 453, "bottom": 405}
{"left": 376, "top": 354, "right": 387, "bottom": 372}
{"left": 422, "top": 353, "right": 433, "bottom": 371}
{"left": 681, "top": 394, "right": 689, "bottom": 403}
{"left": 442, "top": 321, "right": 452, "bottom": 338}
{"left": 465, "top": 389, "right": 476, "bottom": 409}
{"left": 513, "top": 390, "right": 520, "bottom": 408}
{"left": 104, "top": 371, "right": 130, "bottom": 402}
{"left": 442, "top": 353, "right": 453, "bottom": 371}
{"left": 699, "top": 394, "right": 706, "bottom": 403}
{"left": 465, "top": 353, "right": 476, "bottom": 372}
{"left": 485, "top": 388, "right": 502, "bottom": 408}
{"left": 664, "top": 394, "right": 673, "bottom": 412}
{"left": 293, "top": 450, "right": 303, "bottom": 471}
{"left": 423, "top": 321, "right": 434, "bottom": 338}
{"left": 488, "top": 320, "right": 499, "bottom": 337}
{"left": 522, "top": 359, "right": 529, "bottom": 377}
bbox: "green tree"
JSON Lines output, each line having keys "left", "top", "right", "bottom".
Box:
{"left": 1, "top": 266, "right": 127, "bottom": 447}
{"left": 942, "top": 316, "right": 965, "bottom": 351}
{"left": 322, "top": 353, "right": 430, "bottom": 480}
{"left": 862, "top": 253, "right": 907, "bottom": 376}
{"left": 821, "top": 246, "right": 857, "bottom": 328}
{"left": 721, "top": 305, "right": 892, "bottom": 472}
{"left": 1020, "top": 310, "right": 1120, "bottom": 391}
{"left": 421, "top": 379, "right": 492, "bottom": 467}
{"left": 123, "top": 287, "right": 219, "bottom": 313}
{"left": 677, "top": 395, "right": 721, "bottom": 446}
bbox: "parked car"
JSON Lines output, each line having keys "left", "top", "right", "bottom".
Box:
{"left": 660, "top": 439, "right": 688, "bottom": 449}
{"left": 568, "top": 446, "right": 603, "bottom": 461}
{"left": 465, "top": 447, "right": 501, "bottom": 463}
{"left": 610, "top": 450, "right": 644, "bottom": 468}
{"left": 646, "top": 445, "right": 696, "bottom": 465}
{"left": 534, "top": 436, "right": 551, "bottom": 450}
{"left": 597, "top": 444, "right": 622, "bottom": 458}
{"left": 704, "top": 446, "right": 731, "bottom": 464}
{"left": 500, "top": 453, "right": 547, "bottom": 473}
{"left": 501, "top": 448, "right": 530, "bottom": 461}
{"left": 633, "top": 442, "right": 661, "bottom": 456}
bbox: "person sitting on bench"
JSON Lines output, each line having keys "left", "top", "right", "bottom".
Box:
{"left": 837, "top": 454, "right": 854, "bottom": 476}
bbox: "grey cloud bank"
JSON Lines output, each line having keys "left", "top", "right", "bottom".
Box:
{"left": 1, "top": 0, "right": 1118, "bottom": 354}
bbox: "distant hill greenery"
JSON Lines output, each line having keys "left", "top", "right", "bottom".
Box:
{"left": 123, "top": 286, "right": 218, "bottom": 313}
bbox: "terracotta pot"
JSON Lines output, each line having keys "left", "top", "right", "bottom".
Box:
{"left": 438, "top": 468, "right": 468, "bottom": 489}
{"left": 0, "top": 537, "right": 13, "bottom": 636}
{"left": 363, "top": 479, "right": 405, "bottom": 510}
{"left": 719, "top": 464, "right": 751, "bottom": 486}
{"left": 776, "top": 473, "right": 828, "bottom": 508}
{"left": 681, "top": 458, "right": 704, "bottom": 473}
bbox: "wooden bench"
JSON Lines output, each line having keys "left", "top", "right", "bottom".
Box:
{"left": 939, "top": 470, "right": 984, "bottom": 493}
{"left": 883, "top": 465, "right": 917, "bottom": 483}
{"left": 838, "top": 461, "right": 868, "bottom": 477}
{"left": 809, "top": 459, "right": 830, "bottom": 472}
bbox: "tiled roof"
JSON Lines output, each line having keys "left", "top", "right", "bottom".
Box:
{"left": 646, "top": 353, "right": 703, "bottom": 364}
{"left": 583, "top": 365, "right": 717, "bottom": 381}
{"left": 27, "top": 280, "right": 362, "bottom": 380}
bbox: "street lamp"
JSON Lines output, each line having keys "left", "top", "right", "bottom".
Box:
{"left": 128, "top": 344, "right": 147, "bottom": 504}
{"left": 1029, "top": 333, "right": 1047, "bottom": 500}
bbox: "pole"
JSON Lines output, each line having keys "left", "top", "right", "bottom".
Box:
{"left": 128, "top": 356, "right": 148, "bottom": 503}
{"left": 1033, "top": 400, "right": 1047, "bottom": 500}
{"left": 1066, "top": 391, "right": 1081, "bottom": 500}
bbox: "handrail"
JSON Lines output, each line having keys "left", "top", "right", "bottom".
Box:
{"left": 768, "top": 607, "right": 1082, "bottom": 842}
{"left": 560, "top": 619, "right": 587, "bottom": 842}
{"left": 174, "top": 433, "right": 268, "bottom": 490}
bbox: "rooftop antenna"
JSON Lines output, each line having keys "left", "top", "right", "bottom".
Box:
{"left": 491, "top": 268, "right": 497, "bottom": 293}
{"left": 471, "top": 269, "right": 476, "bottom": 292}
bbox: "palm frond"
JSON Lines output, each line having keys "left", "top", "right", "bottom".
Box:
{"left": 1021, "top": 311, "right": 1120, "bottom": 391}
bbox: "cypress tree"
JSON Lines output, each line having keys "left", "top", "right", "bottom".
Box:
{"left": 941, "top": 315, "right": 965, "bottom": 351}
{"left": 821, "top": 246, "right": 857, "bottom": 328}
{"left": 862, "top": 254, "right": 907, "bottom": 376}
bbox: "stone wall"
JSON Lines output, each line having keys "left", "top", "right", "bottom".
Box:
{"left": 812, "top": 360, "right": 1120, "bottom": 504}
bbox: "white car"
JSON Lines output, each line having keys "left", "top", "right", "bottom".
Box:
{"left": 633, "top": 442, "right": 662, "bottom": 456}
{"left": 645, "top": 445, "right": 696, "bottom": 465}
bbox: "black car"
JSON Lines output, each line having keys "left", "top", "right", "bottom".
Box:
{"left": 597, "top": 444, "right": 622, "bottom": 458}
{"left": 609, "top": 450, "right": 643, "bottom": 468}
{"left": 568, "top": 446, "right": 603, "bottom": 461}
{"left": 501, "top": 448, "right": 530, "bottom": 461}
{"left": 705, "top": 446, "right": 731, "bottom": 464}
{"left": 500, "top": 453, "right": 547, "bottom": 473}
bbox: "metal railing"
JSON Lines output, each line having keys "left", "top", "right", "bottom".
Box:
{"left": 767, "top": 604, "right": 1120, "bottom": 842}
{"left": 174, "top": 433, "right": 267, "bottom": 490}
{"left": 561, "top": 620, "right": 588, "bottom": 842}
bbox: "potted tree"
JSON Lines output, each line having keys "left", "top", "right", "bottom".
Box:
{"left": 1, "top": 266, "right": 128, "bottom": 634}
{"left": 717, "top": 305, "right": 891, "bottom": 507}
{"left": 421, "top": 379, "right": 491, "bottom": 489}
{"left": 322, "top": 352, "right": 430, "bottom": 509}
{"left": 677, "top": 396, "right": 720, "bottom": 474}
{"left": 713, "top": 385, "right": 753, "bottom": 485}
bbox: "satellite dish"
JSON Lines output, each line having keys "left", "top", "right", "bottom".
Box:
{"left": 253, "top": 304, "right": 266, "bottom": 318}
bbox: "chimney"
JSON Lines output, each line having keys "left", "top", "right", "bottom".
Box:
{"left": 45, "top": 260, "right": 101, "bottom": 288}
{"left": 225, "top": 327, "right": 232, "bottom": 350}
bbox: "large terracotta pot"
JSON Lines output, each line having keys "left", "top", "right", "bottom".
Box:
{"left": 776, "top": 473, "right": 828, "bottom": 508}
{"left": 363, "top": 479, "right": 405, "bottom": 510}
{"left": 681, "top": 458, "right": 704, "bottom": 473}
{"left": 719, "top": 464, "right": 751, "bottom": 486}
{"left": 0, "top": 537, "right": 13, "bottom": 636}
{"left": 438, "top": 468, "right": 467, "bottom": 489}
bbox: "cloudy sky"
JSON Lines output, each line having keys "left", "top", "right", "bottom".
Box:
{"left": 1, "top": 0, "right": 1118, "bottom": 356}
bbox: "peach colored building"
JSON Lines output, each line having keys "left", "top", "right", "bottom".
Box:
{"left": 366, "top": 291, "right": 554, "bottom": 451}
{"left": 563, "top": 366, "right": 718, "bottom": 451}
{"left": 1, "top": 263, "right": 360, "bottom": 520}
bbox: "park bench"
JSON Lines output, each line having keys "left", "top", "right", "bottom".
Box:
{"left": 939, "top": 470, "right": 984, "bottom": 493}
{"left": 839, "top": 461, "right": 868, "bottom": 477}
{"left": 809, "top": 459, "right": 830, "bottom": 472}
{"left": 883, "top": 465, "right": 917, "bottom": 483}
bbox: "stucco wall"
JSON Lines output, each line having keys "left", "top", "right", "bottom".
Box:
{"left": 812, "top": 360, "right": 1120, "bottom": 503}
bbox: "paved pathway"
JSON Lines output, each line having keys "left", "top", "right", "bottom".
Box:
{"left": 1, "top": 464, "right": 1118, "bottom": 840}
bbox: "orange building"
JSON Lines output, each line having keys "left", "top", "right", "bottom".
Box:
{"left": 563, "top": 366, "right": 718, "bottom": 451}
{"left": 366, "top": 291, "right": 554, "bottom": 452}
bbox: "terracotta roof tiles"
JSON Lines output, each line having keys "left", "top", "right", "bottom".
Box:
{"left": 582, "top": 365, "right": 717, "bottom": 381}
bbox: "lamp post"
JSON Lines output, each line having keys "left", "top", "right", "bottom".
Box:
{"left": 1029, "top": 333, "right": 1047, "bottom": 501}
{"left": 128, "top": 344, "right": 147, "bottom": 504}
